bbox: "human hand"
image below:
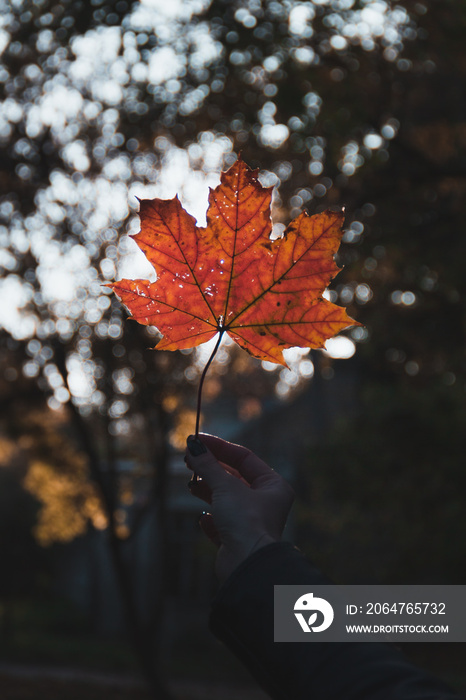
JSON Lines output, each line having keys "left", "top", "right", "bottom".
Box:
{"left": 185, "top": 434, "right": 295, "bottom": 584}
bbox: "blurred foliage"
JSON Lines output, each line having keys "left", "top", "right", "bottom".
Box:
{"left": 0, "top": 4, "right": 465, "bottom": 697}
{"left": 16, "top": 408, "right": 108, "bottom": 545}
{"left": 0, "top": 0, "right": 464, "bottom": 593}
{"left": 0, "top": 461, "right": 43, "bottom": 599}
{"left": 297, "top": 380, "right": 466, "bottom": 584}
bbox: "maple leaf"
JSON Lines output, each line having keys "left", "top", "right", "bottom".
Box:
{"left": 109, "top": 155, "right": 360, "bottom": 367}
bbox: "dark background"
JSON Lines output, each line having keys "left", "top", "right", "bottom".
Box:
{"left": 0, "top": 1, "right": 465, "bottom": 698}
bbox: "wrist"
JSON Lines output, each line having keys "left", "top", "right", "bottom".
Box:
{"left": 216, "top": 533, "right": 278, "bottom": 585}
{"left": 244, "top": 532, "right": 277, "bottom": 560}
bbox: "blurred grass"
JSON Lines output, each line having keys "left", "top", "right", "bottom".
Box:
{"left": 1, "top": 596, "right": 465, "bottom": 698}
{"left": 0, "top": 675, "right": 150, "bottom": 700}
{"left": 0, "top": 594, "right": 256, "bottom": 683}
{"left": 0, "top": 597, "right": 138, "bottom": 674}
{"left": 0, "top": 598, "right": 267, "bottom": 700}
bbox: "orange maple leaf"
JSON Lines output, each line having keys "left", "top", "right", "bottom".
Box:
{"left": 110, "top": 156, "right": 359, "bottom": 367}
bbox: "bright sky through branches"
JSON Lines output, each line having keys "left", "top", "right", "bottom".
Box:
{"left": 0, "top": 0, "right": 414, "bottom": 404}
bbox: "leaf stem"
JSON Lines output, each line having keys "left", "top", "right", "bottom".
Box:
{"left": 195, "top": 330, "right": 224, "bottom": 437}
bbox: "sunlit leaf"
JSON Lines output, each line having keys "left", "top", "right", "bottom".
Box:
{"left": 110, "top": 155, "right": 360, "bottom": 366}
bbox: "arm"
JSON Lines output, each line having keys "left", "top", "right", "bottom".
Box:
{"left": 185, "top": 434, "right": 463, "bottom": 700}
{"left": 209, "top": 542, "right": 461, "bottom": 700}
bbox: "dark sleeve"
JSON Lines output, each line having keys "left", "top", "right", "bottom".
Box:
{"left": 209, "top": 542, "right": 463, "bottom": 700}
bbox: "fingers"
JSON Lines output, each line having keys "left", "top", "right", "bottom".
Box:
{"left": 199, "top": 512, "right": 221, "bottom": 547}
{"left": 198, "top": 433, "right": 274, "bottom": 485}
{"left": 188, "top": 475, "right": 212, "bottom": 503}
{"left": 185, "top": 436, "right": 231, "bottom": 490}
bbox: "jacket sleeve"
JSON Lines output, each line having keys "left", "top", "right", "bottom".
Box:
{"left": 209, "top": 542, "right": 463, "bottom": 700}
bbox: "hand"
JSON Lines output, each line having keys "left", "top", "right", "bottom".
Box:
{"left": 185, "top": 433, "right": 295, "bottom": 584}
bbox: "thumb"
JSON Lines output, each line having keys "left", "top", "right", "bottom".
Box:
{"left": 185, "top": 435, "right": 230, "bottom": 490}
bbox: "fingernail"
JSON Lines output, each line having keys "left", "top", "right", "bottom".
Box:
{"left": 187, "top": 435, "right": 207, "bottom": 456}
